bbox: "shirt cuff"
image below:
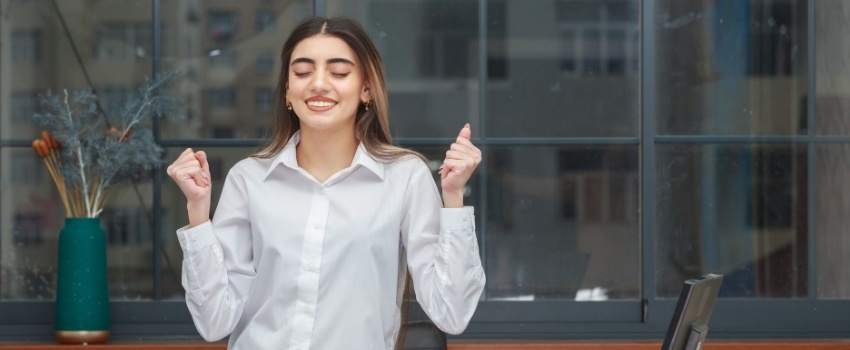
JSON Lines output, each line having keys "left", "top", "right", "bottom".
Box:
{"left": 176, "top": 220, "right": 216, "bottom": 252}
{"left": 440, "top": 206, "right": 475, "bottom": 230}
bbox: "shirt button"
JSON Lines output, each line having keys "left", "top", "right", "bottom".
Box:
{"left": 462, "top": 215, "right": 469, "bottom": 222}
{"left": 191, "top": 234, "right": 198, "bottom": 241}
{"left": 307, "top": 264, "right": 316, "bottom": 271}
{"left": 313, "top": 223, "right": 321, "bottom": 229}
{"left": 302, "top": 306, "right": 311, "bottom": 313}
{"left": 319, "top": 188, "right": 325, "bottom": 195}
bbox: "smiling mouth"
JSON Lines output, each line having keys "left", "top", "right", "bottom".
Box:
{"left": 307, "top": 100, "right": 336, "bottom": 108}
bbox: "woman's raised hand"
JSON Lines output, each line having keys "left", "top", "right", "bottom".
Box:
{"left": 439, "top": 123, "right": 481, "bottom": 208}
{"left": 166, "top": 148, "right": 212, "bottom": 227}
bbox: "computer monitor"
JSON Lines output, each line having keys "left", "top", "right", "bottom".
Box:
{"left": 661, "top": 273, "right": 724, "bottom": 350}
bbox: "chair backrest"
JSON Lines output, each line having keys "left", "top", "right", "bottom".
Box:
{"left": 404, "top": 320, "right": 447, "bottom": 350}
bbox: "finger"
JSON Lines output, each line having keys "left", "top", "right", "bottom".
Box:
{"left": 450, "top": 141, "right": 479, "bottom": 156}
{"left": 179, "top": 147, "right": 194, "bottom": 158}
{"left": 172, "top": 148, "right": 197, "bottom": 168}
{"left": 457, "top": 123, "right": 471, "bottom": 140}
{"left": 445, "top": 150, "right": 481, "bottom": 164}
{"left": 195, "top": 151, "right": 211, "bottom": 185}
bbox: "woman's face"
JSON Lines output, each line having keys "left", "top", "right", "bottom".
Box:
{"left": 286, "top": 34, "right": 370, "bottom": 133}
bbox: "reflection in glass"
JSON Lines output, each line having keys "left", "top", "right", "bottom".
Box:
{"left": 486, "top": 146, "right": 639, "bottom": 301}
{"left": 3, "top": 0, "right": 153, "bottom": 140}
{"left": 815, "top": 1, "right": 850, "bottom": 136}
{"left": 813, "top": 1, "right": 850, "bottom": 298}
{"left": 656, "top": 0, "right": 808, "bottom": 135}
{"left": 656, "top": 144, "right": 807, "bottom": 298}
{"left": 160, "top": 1, "right": 310, "bottom": 139}
{"left": 1, "top": 0, "right": 155, "bottom": 301}
{"left": 1, "top": 148, "right": 157, "bottom": 300}
{"left": 816, "top": 145, "right": 850, "bottom": 298}
{"left": 487, "top": 0, "right": 639, "bottom": 138}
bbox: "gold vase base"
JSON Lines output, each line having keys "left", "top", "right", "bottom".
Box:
{"left": 55, "top": 330, "right": 110, "bottom": 344}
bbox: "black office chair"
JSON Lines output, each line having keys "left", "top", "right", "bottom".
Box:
{"left": 403, "top": 302, "right": 447, "bottom": 350}
{"left": 404, "top": 320, "right": 447, "bottom": 350}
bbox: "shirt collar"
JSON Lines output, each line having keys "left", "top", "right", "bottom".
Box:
{"left": 264, "top": 131, "right": 385, "bottom": 181}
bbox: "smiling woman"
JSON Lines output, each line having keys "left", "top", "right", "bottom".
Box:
{"left": 165, "top": 16, "right": 485, "bottom": 350}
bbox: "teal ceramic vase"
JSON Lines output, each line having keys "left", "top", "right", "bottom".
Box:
{"left": 54, "top": 218, "right": 110, "bottom": 344}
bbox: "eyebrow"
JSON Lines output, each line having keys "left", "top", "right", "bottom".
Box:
{"left": 290, "top": 57, "right": 355, "bottom": 66}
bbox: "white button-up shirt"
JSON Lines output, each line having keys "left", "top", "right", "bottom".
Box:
{"left": 176, "top": 133, "right": 486, "bottom": 349}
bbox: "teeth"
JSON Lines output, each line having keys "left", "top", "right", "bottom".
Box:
{"left": 307, "top": 101, "right": 335, "bottom": 107}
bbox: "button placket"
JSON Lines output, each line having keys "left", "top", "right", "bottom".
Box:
{"left": 288, "top": 184, "right": 330, "bottom": 349}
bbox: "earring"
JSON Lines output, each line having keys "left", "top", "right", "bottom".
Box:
{"left": 286, "top": 98, "right": 292, "bottom": 111}
{"left": 363, "top": 98, "right": 371, "bottom": 111}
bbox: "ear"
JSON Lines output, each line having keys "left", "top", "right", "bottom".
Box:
{"left": 360, "top": 84, "right": 371, "bottom": 104}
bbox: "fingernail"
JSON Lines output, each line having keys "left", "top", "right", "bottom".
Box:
{"left": 465, "top": 123, "right": 470, "bottom": 128}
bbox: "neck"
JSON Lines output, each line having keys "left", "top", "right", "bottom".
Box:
{"left": 296, "top": 126, "right": 359, "bottom": 183}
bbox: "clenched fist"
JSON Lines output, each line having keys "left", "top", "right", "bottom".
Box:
{"left": 166, "top": 148, "right": 212, "bottom": 227}
{"left": 439, "top": 123, "right": 481, "bottom": 208}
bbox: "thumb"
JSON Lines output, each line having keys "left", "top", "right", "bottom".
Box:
{"left": 458, "top": 123, "right": 471, "bottom": 140}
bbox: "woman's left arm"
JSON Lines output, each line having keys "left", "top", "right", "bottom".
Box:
{"left": 402, "top": 124, "right": 486, "bottom": 335}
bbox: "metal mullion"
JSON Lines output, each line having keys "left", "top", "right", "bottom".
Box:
{"left": 397, "top": 137, "right": 639, "bottom": 146}
{"left": 477, "top": 0, "right": 488, "bottom": 299}
{"left": 152, "top": 0, "right": 163, "bottom": 300}
{"left": 158, "top": 139, "right": 266, "bottom": 148}
{"left": 640, "top": 0, "right": 657, "bottom": 314}
{"left": 657, "top": 135, "right": 811, "bottom": 144}
{"left": 806, "top": 0, "right": 816, "bottom": 300}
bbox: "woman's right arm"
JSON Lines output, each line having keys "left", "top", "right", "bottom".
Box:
{"left": 166, "top": 149, "right": 255, "bottom": 341}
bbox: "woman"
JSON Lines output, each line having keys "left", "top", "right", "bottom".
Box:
{"left": 166, "top": 16, "right": 485, "bottom": 349}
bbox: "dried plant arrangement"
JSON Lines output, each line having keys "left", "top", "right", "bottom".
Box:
{"left": 31, "top": 71, "right": 184, "bottom": 218}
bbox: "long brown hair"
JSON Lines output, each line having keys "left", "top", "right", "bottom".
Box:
{"left": 253, "top": 16, "right": 422, "bottom": 163}
{"left": 252, "top": 16, "right": 421, "bottom": 349}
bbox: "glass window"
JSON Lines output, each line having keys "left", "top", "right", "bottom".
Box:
{"left": 161, "top": 1, "right": 309, "bottom": 139}
{"left": 486, "top": 145, "right": 639, "bottom": 300}
{"left": 487, "top": 0, "right": 639, "bottom": 138}
{"left": 206, "top": 88, "right": 236, "bottom": 108}
{"left": 655, "top": 0, "right": 807, "bottom": 136}
{"left": 94, "top": 23, "right": 152, "bottom": 61}
{"left": 256, "top": 10, "right": 276, "bottom": 32}
{"left": 255, "top": 87, "right": 273, "bottom": 113}
{"left": 208, "top": 11, "right": 237, "bottom": 43}
{"left": 256, "top": 49, "right": 275, "bottom": 73}
{"left": 654, "top": 0, "right": 810, "bottom": 299}
{"left": 655, "top": 144, "right": 807, "bottom": 298}
{"left": 814, "top": 0, "right": 850, "bottom": 298}
{"left": 1, "top": 0, "right": 155, "bottom": 302}
{"left": 11, "top": 30, "right": 41, "bottom": 62}
{"left": 208, "top": 49, "right": 237, "bottom": 68}
{"left": 11, "top": 91, "right": 39, "bottom": 123}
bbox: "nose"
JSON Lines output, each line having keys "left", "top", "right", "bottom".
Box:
{"left": 309, "top": 70, "right": 329, "bottom": 92}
